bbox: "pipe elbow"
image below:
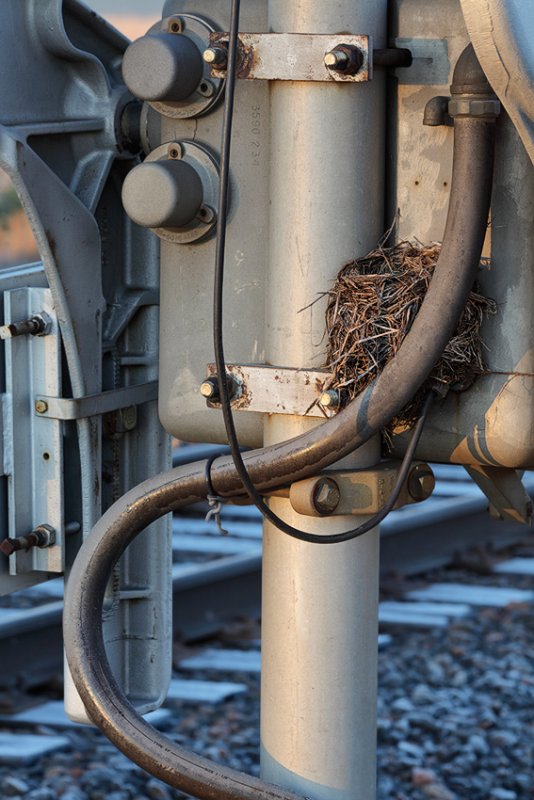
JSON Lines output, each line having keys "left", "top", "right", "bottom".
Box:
{"left": 451, "top": 43, "right": 492, "bottom": 96}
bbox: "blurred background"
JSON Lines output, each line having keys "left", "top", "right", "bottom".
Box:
{"left": 0, "top": 0, "right": 164, "bottom": 268}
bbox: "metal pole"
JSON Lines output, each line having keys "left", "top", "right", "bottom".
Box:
{"left": 260, "top": 1, "right": 387, "bottom": 799}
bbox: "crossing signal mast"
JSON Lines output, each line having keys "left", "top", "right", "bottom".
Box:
{"left": 0, "top": 1, "right": 533, "bottom": 798}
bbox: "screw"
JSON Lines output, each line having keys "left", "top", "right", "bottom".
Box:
{"left": 319, "top": 390, "right": 340, "bottom": 410}
{"left": 167, "top": 143, "right": 183, "bottom": 159}
{"left": 35, "top": 400, "right": 48, "bottom": 414}
{"left": 203, "top": 46, "right": 228, "bottom": 67}
{"left": 197, "top": 80, "right": 215, "bottom": 98}
{"left": 407, "top": 464, "right": 435, "bottom": 502}
{"left": 198, "top": 205, "right": 215, "bottom": 223}
{"left": 312, "top": 477, "right": 341, "bottom": 515}
{"left": 167, "top": 16, "right": 184, "bottom": 34}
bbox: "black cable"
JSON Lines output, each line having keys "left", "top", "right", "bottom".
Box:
{"left": 212, "top": 0, "right": 434, "bottom": 544}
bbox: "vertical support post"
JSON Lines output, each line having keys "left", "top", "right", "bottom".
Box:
{"left": 260, "top": 2, "right": 387, "bottom": 799}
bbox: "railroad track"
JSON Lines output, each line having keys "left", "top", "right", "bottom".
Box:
{"left": 0, "top": 446, "right": 532, "bottom": 694}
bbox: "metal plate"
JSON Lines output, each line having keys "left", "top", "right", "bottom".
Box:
{"left": 4, "top": 287, "right": 64, "bottom": 575}
{"left": 209, "top": 32, "right": 372, "bottom": 82}
{"left": 205, "top": 364, "right": 333, "bottom": 417}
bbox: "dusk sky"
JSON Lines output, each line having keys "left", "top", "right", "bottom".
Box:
{"left": 89, "top": 0, "right": 162, "bottom": 39}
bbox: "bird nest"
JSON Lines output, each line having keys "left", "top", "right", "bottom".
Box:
{"left": 322, "top": 241, "right": 497, "bottom": 433}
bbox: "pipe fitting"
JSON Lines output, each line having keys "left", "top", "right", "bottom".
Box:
{"left": 449, "top": 44, "right": 500, "bottom": 119}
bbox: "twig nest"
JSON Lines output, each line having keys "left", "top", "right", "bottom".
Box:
{"left": 323, "top": 241, "right": 496, "bottom": 432}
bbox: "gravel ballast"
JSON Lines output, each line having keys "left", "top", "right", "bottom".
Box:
{"left": 0, "top": 565, "right": 532, "bottom": 799}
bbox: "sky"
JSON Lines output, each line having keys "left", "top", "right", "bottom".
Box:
{"left": 89, "top": 0, "right": 162, "bottom": 39}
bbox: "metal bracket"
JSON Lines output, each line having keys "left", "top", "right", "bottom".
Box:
{"left": 267, "top": 462, "right": 435, "bottom": 518}
{"left": 208, "top": 33, "right": 372, "bottom": 83}
{"left": 34, "top": 381, "right": 158, "bottom": 421}
{"left": 465, "top": 465, "right": 533, "bottom": 525}
{"left": 4, "top": 287, "right": 64, "bottom": 575}
{"left": 204, "top": 364, "right": 333, "bottom": 418}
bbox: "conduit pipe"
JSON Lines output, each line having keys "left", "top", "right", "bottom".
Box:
{"left": 64, "top": 46, "right": 499, "bottom": 799}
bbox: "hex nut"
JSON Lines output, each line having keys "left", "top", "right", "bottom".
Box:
{"left": 324, "top": 44, "right": 363, "bottom": 75}
{"left": 312, "top": 477, "right": 341, "bottom": 515}
{"left": 35, "top": 400, "right": 48, "bottom": 414}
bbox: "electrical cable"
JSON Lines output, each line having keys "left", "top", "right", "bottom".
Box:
{"left": 212, "top": 0, "right": 433, "bottom": 544}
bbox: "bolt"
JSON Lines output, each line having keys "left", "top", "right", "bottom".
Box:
{"left": 198, "top": 205, "right": 215, "bottom": 224}
{"left": 324, "top": 44, "right": 364, "bottom": 75}
{"left": 407, "top": 464, "right": 435, "bottom": 502}
{"left": 324, "top": 50, "right": 350, "bottom": 70}
{"left": 200, "top": 374, "right": 239, "bottom": 401}
{"left": 167, "top": 16, "right": 184, "bottom": 34}
{"left": 35, "top": 400, "right": 48, "bottom": 414}
{"left": 167, "top": 142, "right": 183, "bottom": 159}
{"left": 200, "top": 377, "right": 220, "bottom": 400}
{"left": 312, "top": 477, "right": 341, "bottom": 515}
{"left": 197, "top": 80, "right": 215, "bottom": 98}
{"left": 0, "top": 524, "right": 56, "bottom": 557}
{"left": 203, "top": 46, "right": 228, "bottom": 67}
{"left": 0, "top": 312, "right": 52, "bottom": 341}
{"left": 121, "top": 406, "right": 137, "bottom": 432}
{"left": 319, "top": 389, "right": 340, "bottom": 410}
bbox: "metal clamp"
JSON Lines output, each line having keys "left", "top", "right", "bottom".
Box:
{"left": 266, "top": 462, "right": 435, "bottom": 517}
{"left": 206, "top": 32, "right": 372, "bottom": 83}
{"left": 34, "top": 381, "right": 158, "bottom": 421}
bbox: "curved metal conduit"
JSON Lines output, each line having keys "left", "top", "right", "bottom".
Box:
{"left": 64, "top": 46, "right": 499, "bottom": 799}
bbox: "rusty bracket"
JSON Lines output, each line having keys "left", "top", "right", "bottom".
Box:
{"left": 207, "top": 32, "right": 372, "bottom": 83}
{"left": 266, "top": 461, "right": 435, "bottom": 518}
{"left": 204, "top": 364, "right": 334, "bottom": 418}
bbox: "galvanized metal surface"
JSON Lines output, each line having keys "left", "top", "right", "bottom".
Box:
{"left": 208, "top": 32, "right": 371, "bottom": 82}
{"left": 257, "top": 0, "right": 387, "bottom": 797}
{"left": 0, "top": 0, "right": 172, "bottom": 724}
{"left": 389, "top": 0, "right": 534, "bottom": 470}
{"left": 159, "top": 0, "right": 269, "bottom": 447}
{"left": 35, "top": 381, "right": 158, "bottom": 422}
{"left": 460, "top": 0, "right": 534, "bottom": 166}
{"left": 3, "top": 288, "right": 64, "bottom": 576}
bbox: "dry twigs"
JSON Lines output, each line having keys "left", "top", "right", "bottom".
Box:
{"left": 323, "top": 241, "right": 496, "bottom": 432}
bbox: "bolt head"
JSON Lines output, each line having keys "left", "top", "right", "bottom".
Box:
{"left": 312, "top": 477, "right": 341, "bottom": 515}
{"left": 35, "top": 400, "right": 48, "bottom": 414}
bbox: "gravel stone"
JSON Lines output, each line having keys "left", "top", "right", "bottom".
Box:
{"left": 1, "top": 777, "right": 31, "bottom": 796}
{"left": 0, "top": 563, "right": 532, "bottom": 799}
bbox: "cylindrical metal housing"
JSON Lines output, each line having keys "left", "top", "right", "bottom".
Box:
{"left": 260, "top": 2, "right": 387, "bottom": 799}
{"left": 121, "top": 159, "right": 203, "bottom": 229}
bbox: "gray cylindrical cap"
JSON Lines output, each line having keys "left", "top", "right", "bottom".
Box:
{"left": 122, "top": 33, "right": 204, "bottom": 102}
{"left": 122, "top": 159, "right": 204, "bottom": 229}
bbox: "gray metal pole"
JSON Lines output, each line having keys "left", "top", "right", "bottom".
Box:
{"left": 260, "top": 2, "right": 387, "bottom": 799}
